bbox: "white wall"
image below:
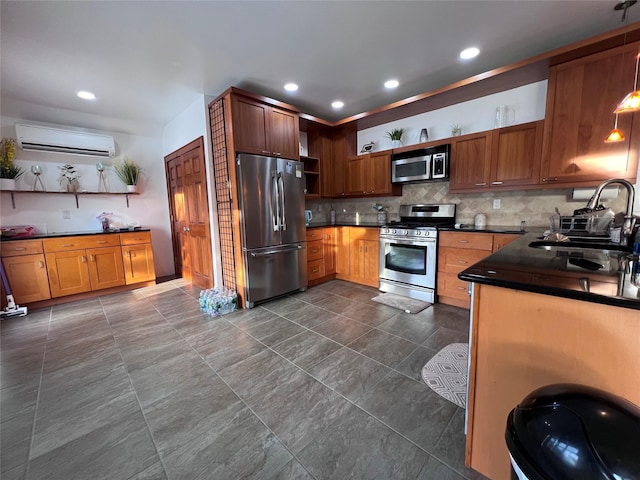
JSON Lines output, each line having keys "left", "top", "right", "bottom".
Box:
{"left": 162, "top": 95, "right": 222, "bottom": 287}
{"left": 357, "top": 81, "right": 548, "bottom": 151}
{"left": 0, "top": 115, "right": 175, "bottom": 277}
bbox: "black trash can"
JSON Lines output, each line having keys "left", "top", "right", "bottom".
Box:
{"left": 505, "top": 383, "right": 640, "bottom": 480}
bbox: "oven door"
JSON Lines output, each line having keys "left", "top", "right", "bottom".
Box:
{"left": 379, "top": 236, "right": 436, "bottom": 289}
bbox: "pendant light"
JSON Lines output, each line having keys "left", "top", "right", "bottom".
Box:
{"left": 604, "top": 0, "right": 637, "bottom": 142}
{"left": 614, "top": 52, "right": 640, "bottom": 113}
{"left": 604, "top": 113, "right": 625, "bottom": 142}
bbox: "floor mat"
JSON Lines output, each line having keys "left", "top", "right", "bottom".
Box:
{"left": 421, "top": 343, "right": 468, "bottom": 409}
{"left": 370, "top": 293, "right": 432, "bottom": 314}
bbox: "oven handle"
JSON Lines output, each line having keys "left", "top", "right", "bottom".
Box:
{"left": 381, "top": 237, "right": 436, "bottom": 247}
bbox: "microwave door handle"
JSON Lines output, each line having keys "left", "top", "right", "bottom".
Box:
{"left": 271, "top": 170, "right": 279, "bottom": 231}
{"left": 278, "top": 171, "right": 286, "bottom": 231}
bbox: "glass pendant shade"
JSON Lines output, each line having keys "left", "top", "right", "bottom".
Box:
{"left": 614, "top": 53, "right": 640, "bottom": 113}
{"left": 604, "top": 114, "right": 625, "bottom": 143}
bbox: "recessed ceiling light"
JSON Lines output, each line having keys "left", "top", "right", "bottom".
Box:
{"left": 384, "top": 79, "right": 399, "bottom": 89}
{"left": 460, "top": 47, "right": 480, "bottom": 60}
{"left": 331, "top": 100, "right": 344, "bottom": 109}
{"left": 284, "top": 83, "right": 298, "bottom": 92}
{"left": 77, "top": 90, "right": 96, "bottom": 100}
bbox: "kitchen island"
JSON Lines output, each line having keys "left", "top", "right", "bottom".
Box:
{"left": 458, "top": 233, "right": 639, "bottom": 480}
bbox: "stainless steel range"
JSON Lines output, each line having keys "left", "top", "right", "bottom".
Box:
{"left": 379, "top": 203, "right": 456, "bottom": 302}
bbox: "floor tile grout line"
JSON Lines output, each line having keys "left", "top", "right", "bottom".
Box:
{"left": 146, "top": 292, "right": 321, "bottom": 480}
{"left": 23, "top": 306, "right": 53, "bottom": 480}
{"left": 99, "top": 294, "right": 172, "bottom": 480}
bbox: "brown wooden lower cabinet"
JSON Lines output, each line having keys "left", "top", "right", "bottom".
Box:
{"left": 0, "top": 232, "right": 156, "bottom": 305}
{"left": 306, "top": 227, "right": 337, "bottom": 286}
{"left": 437, "top": 231, "right": 521, "bottom": 308}
{"left": 335, "top": 226, "right": 379, "bottom": 288}
{"left": 1, "top": 253, "right": 51, "bottom": 303}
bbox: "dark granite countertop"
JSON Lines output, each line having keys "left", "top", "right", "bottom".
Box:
{"left": 458, "top": 232, "right": 640, "bottom": 310}
{"left": 307, "top": 222, "right": 382, "bottom": 228}
{"left": 0, "top": 228, "right": 150, "bottom": 241}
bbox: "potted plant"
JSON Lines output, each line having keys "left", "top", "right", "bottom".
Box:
{"left": 58, "top": 164, "right": 80, "bottom": 192}
{"left": 0, "top": 138, "right": 24, "bottom": 190}
{"left": 385, "top": 128, "right": 405, "bottom": 148}
{"left": 451, "top": 124, "right": 462, "bottom": 137}
{"left": 114, "top": 157, "right": 142, "bottom": 192}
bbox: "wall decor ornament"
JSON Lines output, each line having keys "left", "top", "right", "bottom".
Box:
{"left": 58, "top": 164, "right": 80, "bottom": 192}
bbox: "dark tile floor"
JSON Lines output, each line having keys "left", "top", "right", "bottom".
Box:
{"left": 1, "top": 279, "right": 488, "bottom": 480}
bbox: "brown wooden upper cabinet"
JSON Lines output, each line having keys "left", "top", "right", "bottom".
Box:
{"left": 231, "top": 94, "right": 300, "bottom": 159}
{"left": 344, "top": 152, "right": 401, "bottom": 197}
{"left": 450, "top": 121, "right": 544, "bottom": 193}
{"left": 541, "top": 41, "right": 640, "bottom": 187}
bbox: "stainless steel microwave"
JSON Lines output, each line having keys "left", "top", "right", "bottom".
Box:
{"left": 391, "top": 144, "right": 450, "bottom": 184}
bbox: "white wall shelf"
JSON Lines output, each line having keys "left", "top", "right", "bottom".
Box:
{"left": 0, "top": 190, "right": 139, "bottom": 209}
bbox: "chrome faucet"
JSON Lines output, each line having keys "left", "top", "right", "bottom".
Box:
{"left": 586, "top": 178, "right": 636, "bottom": 246}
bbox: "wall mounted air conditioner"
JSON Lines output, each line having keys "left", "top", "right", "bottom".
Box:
{"left": 15, "top": 123, "right": 116, "bottom": 158}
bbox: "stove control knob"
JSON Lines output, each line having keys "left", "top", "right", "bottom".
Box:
{"left": 416, "top": 231, "right": 421, "bottom": 236}
{"left": 392, "top": 229, "right": 397, "bottom": 235}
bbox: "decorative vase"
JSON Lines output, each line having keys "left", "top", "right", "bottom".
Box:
{"left": 66, "top": 180, "right": 79, "bottom": 193}
{"left": 126, "top": 184, "right": 138, "bottom": 193}
{"left": 391, "top": 140, "right": 402, "bottom": 148}
{"left": 0, "top": 178, "right": 16, "bottom": 190}
{"left": 377, "top": 211, "right": 388, "bottom": 225}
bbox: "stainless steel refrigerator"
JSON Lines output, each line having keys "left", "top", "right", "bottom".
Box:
{"left": 236, "top": 153, "right": 307, "bottom": 307}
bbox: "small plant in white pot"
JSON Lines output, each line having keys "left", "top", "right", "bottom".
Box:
{"left": 58, "top": 164, "right": 80, "bottom": 192}
{"left": 114, "top": 158, "right": 142, "bottom": 192}
{"left": 385, "top": 128, "right": 405, "bottom": 148}
{"left": 0, "top": 138, "right": 24, "bottom": 190}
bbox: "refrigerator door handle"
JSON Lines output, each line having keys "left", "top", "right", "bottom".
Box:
{"left": 278, "top": 171, "right": 287, "bottom": 231}
{"left": 271, "top": 170, "right": 279, "bottom": 232}
{"left": 250, "top": 245, "right": 303, "bottom": 257}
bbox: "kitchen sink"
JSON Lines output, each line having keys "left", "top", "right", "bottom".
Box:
{"left": 528, "top": 240, "right": 633, "bottom": 255}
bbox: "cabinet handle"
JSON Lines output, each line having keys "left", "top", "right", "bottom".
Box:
{"left": 458, "top": 240, "right": 469, "bottom": 244}
{"left": 38, "top": 261, "right": 44, "bottom": 268}
{"left": 364, "top": 245, "right": 368, "bottom": 253}
{"left": 542, "top": 177, "right": 558, "bottom": 183}
{"left": 311, "top": 267, "right": 319, "bottom": 274}
{"left": 261, "top": 150, "right": 271, "bottom": 155}
{"left": 13, "top": 247, "right": 26, "bottom": 251}
{"left": 457, "top": 260, "right": 468, "bottom": 264}
{"left": 96, "top": 240, "right": 107, "bottom": 244}
{"left": 474, "top": 183, "right": 487, "bottom": 186}
{"left": 457, "top": 286, "right": 467, "bottom": 290}
{"left": 131, "top": 252, "right": 136, "bottom": 258}
{"left": 125, "top": 251, "right": 130, "bottom": 258}
{"left": 490, "top": 181, "right": 503, "bottom": 185}
{"left": 62, "top": 243, "right": 75, "bottom": 247}
{"left": 81, "top": 255, "right": 87, "bottom": 263}
{"left": 89, "top": 255, "right": 95, "bottom": 262}
{"left": 273, "top": 152, "right": 282, "bottom": 156}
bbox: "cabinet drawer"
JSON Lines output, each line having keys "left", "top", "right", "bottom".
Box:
{"left": 438, "top": 247, "right": 489, "bottom": 273}
{"left": 439, "top": 232, "right": 493, "bottom": 251}
{"left": 437, "top": 272, "right": 470, "bottom": 301}
{"left": 44, "top": 234, "right": 120, "bottom": 252}
{"left": 307, "top": 240, "right": 323, "bottom": 261}
{"left": 1, "top": 240, "right": 44, "bottom": 257}
{"left": 120, "top": 231, "right": 152, "bottom": 245}
{"left": 306, "top": 228, "right": 324, "bottom": 241}
{"left": 308, "top": 259, "right": 324, "bottom": 281}
{"left": 350, "top": 227, "right": 379, "bottom": 242}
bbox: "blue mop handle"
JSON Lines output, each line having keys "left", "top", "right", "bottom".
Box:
{"left": 0, "top": 260, "right": 13, "bottom": 296}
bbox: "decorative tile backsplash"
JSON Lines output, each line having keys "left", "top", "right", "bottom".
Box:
{"left": 306, "top": 182, "right": 627, "bottom": 228}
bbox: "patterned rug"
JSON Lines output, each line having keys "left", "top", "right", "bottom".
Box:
{"left": 421, "top": 343, "right": 468, "bottom": 409}
{"left": 371, "top": 293, "right": 432, "bottom": 314}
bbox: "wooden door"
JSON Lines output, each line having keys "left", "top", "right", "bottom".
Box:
{"left": 1, "top": 255, "right": 51, "bottom": 303}
{"left": 363, "top": 239, "right": 379, "bottom": 286}
{"left": 165, "top": 137, "right": 213, "bottom": 290}
{"left": 449, "top": 132, "right": 492, "bottom": 192}
{"left": 368, "top": 152, "right": 391, "bottom": 195}
{"left": 490, "top": 121, "right": 543, "bottom": 188}
{"left": 270, "top": 107, "right": 299, "bottom": 159}
{"left": 336, "top": 227, "right": 350, "bottom": 275}
{"left": 345, "top": 155, "right": 366, "bottom": 195}
{"left": 46, "top": 251, "right": 91, "bottom": 297}
{"left": 541, "top": 41, "right": 640, "bottom": 185}
{"left": 122, "top": 243, "right": 156, "bottom": 284}
{"left": 231, "top": 95, "right": 269, "bottom": 155}
{"left": 87, "top": 246, "right": 125, "bottom": 290}
{"left": 166, "top": 154, "right": 191, "bottom": 283}
{"left": 323, "top": 227, "right": 336, "bottom": 275}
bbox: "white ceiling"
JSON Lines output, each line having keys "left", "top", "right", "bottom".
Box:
{"left": 0, "top": 1, "right": 635, "bottom": 136}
